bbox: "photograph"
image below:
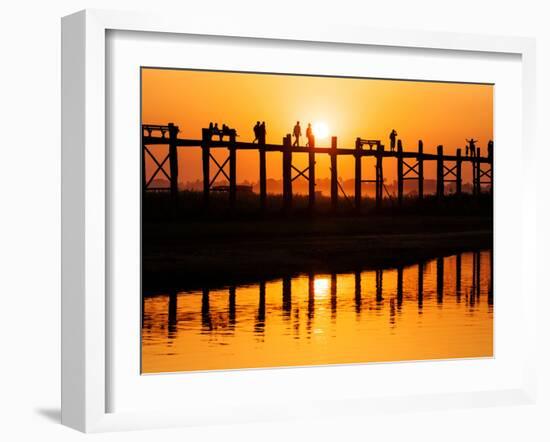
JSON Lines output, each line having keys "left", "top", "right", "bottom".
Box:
{"left": 140, "top": 68, "right": 494, "bottom": 374}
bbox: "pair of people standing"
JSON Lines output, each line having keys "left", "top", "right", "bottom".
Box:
{"left": 293, "top": 121, "right": 315, "bottom": 147}
{"left": 252, "top": 121, "right": 267, "bottom": 144}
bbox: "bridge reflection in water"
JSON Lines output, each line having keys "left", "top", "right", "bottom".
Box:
{"left": 142, "top": 250, "right": 493, "bottom": 373}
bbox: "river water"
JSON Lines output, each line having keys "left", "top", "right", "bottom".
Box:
{"left": 142, "top": 250, "right": 492, "bottom": 373}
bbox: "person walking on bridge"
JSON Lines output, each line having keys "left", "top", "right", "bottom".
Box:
{"left": 306, "top": 123, "right": 314, "bottom": 147}
{"left": 293, "top": 121, "right": 302, "bottom": 147}
{"left": 389, "top": 129, "right": 398, "bottom": 152}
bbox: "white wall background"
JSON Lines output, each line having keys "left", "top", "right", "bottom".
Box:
{"left": 0, "top": 1, "right": 548, "bottom": 441}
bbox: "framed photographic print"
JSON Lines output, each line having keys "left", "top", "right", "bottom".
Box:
{"left": 62, "top": 9, "right": 538, "bottom": 432}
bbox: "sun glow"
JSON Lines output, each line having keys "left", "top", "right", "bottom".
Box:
{"left": 312, "top": 121, "right": 329, "bottom": 140}
{"left": 313, "top": 278, "right": 330, "bottom": 299}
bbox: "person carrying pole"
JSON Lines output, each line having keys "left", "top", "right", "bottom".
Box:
{"left": 293, "top": 121, "right": 302, "bottom": 147}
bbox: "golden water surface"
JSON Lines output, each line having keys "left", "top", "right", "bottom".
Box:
{"left": 142, "top": 251, "right": 492, "bottom": 373}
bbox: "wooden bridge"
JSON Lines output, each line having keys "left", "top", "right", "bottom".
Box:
{"left": 142, "top": 123, "right": 493, "bottom": 212}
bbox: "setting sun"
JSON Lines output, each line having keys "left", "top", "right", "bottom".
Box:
{"left": 312, "top": 121, "right": 329, "bottom": 140}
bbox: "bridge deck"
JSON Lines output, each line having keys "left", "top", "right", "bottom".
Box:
{"left": 142, "top": 136, "right": 491, "bottom": 164}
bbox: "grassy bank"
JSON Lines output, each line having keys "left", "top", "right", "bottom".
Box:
{"left": 142, "top": 211, "right": 492, "bottom": 293}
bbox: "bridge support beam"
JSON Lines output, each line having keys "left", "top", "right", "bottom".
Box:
{"left": 282, "top": 135, "right": 292, "bottom": 212}
{"left": 418, "top": 140, "right": 424, "bottom": 200}
{"left": 472, "top": 154, "right": 477, "bottom": 196}
{"left": 229, "top": 132, "right": 237, "bottom": 210}
{"left": 201, "top": 129, "right": 210, "bottom": 209}
{"left": 397, "top": 144, "right": 404, "bottom": 205}
{"left": 330, "top": 136, "right": 338, "bottom": 211}
{"left": 456, "top": 148, "right": 462, "bottom": 195}
{"left": 168, "top": 122, "right": 179, "bottom": 203}
{"left": 436, "top": 145, "right": 444, "bottom": 199}
{"left": 488, "top": 141, "right": 494, "bottom": 196}
{"left": 308, "top": 136, "right": 316, "bottom": 211}
{"left": 259, "top": 138, "right": 267, "bottom": 212}
{"left": 476, "top": 147, "right": 481, "bottom": 195}
{"left": 375, "top": 149, "right": 383, "bottom": 209}
{"left": 354, "top": 138, "right": 362, "bottom": 213}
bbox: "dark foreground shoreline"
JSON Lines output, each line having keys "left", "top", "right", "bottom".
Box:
{"left": 142, "top": 215, "right": 492, "bottom": 294}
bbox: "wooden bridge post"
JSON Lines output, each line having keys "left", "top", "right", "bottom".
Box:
{"left": 418, "top": 140, "right": 424, "bottom": 200}
{"left": 168, "top": 123, "right": 179, "bottom": 201}
{"left": 229, "top": 131, "right": 237, "bottom": 210}
{"left": 476, "top": 147, "right": 481, "bottom": 195}
{"left": 436, "top": 145, "right": 444, "bottom": 199}
{"left": 141, "top": 142, "right": 146, "bottom": 195}
{"left": 397, "top": 144, "right": 404, "bottom": 206}
{"left": 201, "top": 128, "right": 211, "bottom": 209}
{"left": 456, "top": 148, "right": 462, "bottom": 195}
{"left": 259, "top": 135, "right": 267, "bottom": 212}
{"left": 331, "top": 136, "right": 338, "bottom": 211}
{"left": 354, "top": 137, "right": 362, "bottom": 212}
{"left": 488, "top": 141, "right": 494, "bottom": 195}
{"left": 375, "top": 146, "right": 383, "bottom": 209}
{"left": 282, "top": 135, "right": 293, "bottom": 212}
{"left": 489, "top": 248, "right": 493, "bottom": 306}
{"left": 308, "top": 136, "right": 316, "bottom": 211}
{"left": 471, "top": 151, "right": 477, "bottom": 196}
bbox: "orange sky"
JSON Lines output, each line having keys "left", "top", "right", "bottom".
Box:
{"left": 142, "top": 68, "right": 493, "bottom": 184}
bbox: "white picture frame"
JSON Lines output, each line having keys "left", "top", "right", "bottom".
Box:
{"left": 61, "top": 9, "right": 538, "bottom": 433}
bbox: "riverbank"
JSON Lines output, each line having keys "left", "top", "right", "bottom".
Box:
{"left": 142, "top": 215, "right": 492, "bottom": 293}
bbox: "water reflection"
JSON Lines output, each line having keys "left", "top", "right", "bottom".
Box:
{"left": 142, "top": 250, "right": 493, "bottom": 373}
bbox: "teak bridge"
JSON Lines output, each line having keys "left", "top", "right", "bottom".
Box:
{"left": 142, "top": 123, "right": 493, "bottom": 211}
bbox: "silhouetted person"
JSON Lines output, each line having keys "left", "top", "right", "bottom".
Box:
{"left": 466, "top": 138, "right": 478, "bottom": 157}
{"left": 259, "top": 121, "right": 266, "bottom": 144}
{"left": 293, "top": 121, "right": 302, "bottom": 147}
{"left": 306, "top": 123, "right": 314, "bottom": 147}
{"left": 465, "top": 143, "right": 470, "bottom": 157}
{"left": 397, "top": 139, "right": 402, "bottom": 152}
{"left": 389, "top": 129, "right": 398, "bottom": 151}
{"left": 252, "top": 121, "right": 260, "bottom": 143}
{"left": 488, "top": 140, "right": 494, "bottom": 157}
{"left": 220, "top": 124, "right": 229, "bottom": 141}
{"left": 213, "top": 123, "right": 220, "bottom": 138}
{"left": 208, "top": 122, "right": 214, "bottom": 132}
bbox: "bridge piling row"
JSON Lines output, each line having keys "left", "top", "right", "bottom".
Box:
{"left": 142, "top": 123, "right": 493, "bottom": 213}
